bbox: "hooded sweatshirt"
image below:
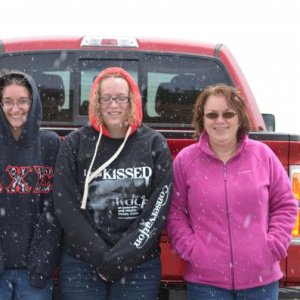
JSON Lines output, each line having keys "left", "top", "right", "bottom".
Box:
{"left": 0, "top": 71, "right": 61, "bottom": 288}
{"left": 167, "top": 131, "right": 297, "bottom": 290}
{"left": 54, "top": 67, "right": 173, "bottom": 282}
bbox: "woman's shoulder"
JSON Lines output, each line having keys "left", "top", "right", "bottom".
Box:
{"left": 39, "top": 129, "right": 61, "bottom": 150}
{"left": 138, "top": 124, "right": 167, "bottom": 141}
{"left": 178, "top": 141, "right": 198, "bottom": 154}
{"left": 175, "top": 142, "right": 199, "bottom": 163}
{"left": 139, "top": 123, "right": 160, "bottom": 135}
{"left": 243, "top": 138, "right": 280, "bottom": 166}
{"left": 40, "top": 129, "right": 60, "bottom": 141}
{"left": 64, "top": 125, "right": 96, "bottom": 141}
{"left": 246, "top": 138, "right": 274, "bottom": 156}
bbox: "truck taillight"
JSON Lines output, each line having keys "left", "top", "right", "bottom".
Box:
{"left": 290, "top": 166, "right": 300, "bottom": 237}
{"left": 293, "top": 213, "right": 300, "bottom": 236}
{"left": 292, "top": 172, "right": 300, "bottom": 200}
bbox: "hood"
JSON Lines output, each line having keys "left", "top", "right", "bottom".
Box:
{"left": 81, "top": 67, "right": 143, "bottom": 210}
{"left": 0, "top": 71, "right": 42, "bottom": 145}
{"left": 89, "top": 67, "right": 142, "bottom": 137}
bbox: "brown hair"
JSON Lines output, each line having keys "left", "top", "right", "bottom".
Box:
{"left": 90, "top": 73, "right": 137, "bottom": 127}
{"left": 192, "top": 84, "right": 251, "bottom": 140}
{"left": 0, "top": 71, "right": 32, "bottom": 100}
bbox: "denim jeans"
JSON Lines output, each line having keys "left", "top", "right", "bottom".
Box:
{"left": 0, "top": 269, "right": 52, "bottom": 300}
{"left": 59, "top": 253, "right": 161, "bottom": 300}
{"left": 187, "top": 281, "right": 279, "bottom": 300}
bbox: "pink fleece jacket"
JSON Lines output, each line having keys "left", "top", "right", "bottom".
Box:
{"left": 167, "top": 132, "right": 297, "bottom": 290}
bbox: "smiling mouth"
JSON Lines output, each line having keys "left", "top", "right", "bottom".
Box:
{"left": 10, "top": 115, "right": 24, "bottom": 119}
{"left": 108, "top": 112, "right": 120, "bottom": 115}
{"left": 214, "top": 127, "right": 227, "bottom": 131}
{"left": 107, "top": 111, "right": 122, "bottom": 118}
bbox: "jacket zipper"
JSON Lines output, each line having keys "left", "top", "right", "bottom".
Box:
{"left": 224, "top": 163, "right": 235, "bottom": 290}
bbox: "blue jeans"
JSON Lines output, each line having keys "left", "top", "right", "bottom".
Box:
{"left": 187, "top": 281, "right": 279, "bottom": 300}
{"left": 59, "top": 253, "right": 161, "bottom": 300}
{"left": 0, "top": 269, "right": 52, "bottom": 300}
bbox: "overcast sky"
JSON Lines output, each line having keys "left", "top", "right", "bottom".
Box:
{"left": 1, "top": 0, "right": 300, "bottom": 133}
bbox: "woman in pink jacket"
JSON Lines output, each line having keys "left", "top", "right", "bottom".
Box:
{"left": 167, "top": 84, "right": 297, "bottom": 300}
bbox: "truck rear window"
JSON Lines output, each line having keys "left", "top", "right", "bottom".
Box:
{"left": 0, "top": 51, "right": 232, "bottom": 128}
{"left": 141, "top": 54, "right": 232, "bottom": 127}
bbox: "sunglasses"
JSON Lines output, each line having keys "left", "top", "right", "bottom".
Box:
{"left": 204, "top": 111, "right": 236, "bottom": 120}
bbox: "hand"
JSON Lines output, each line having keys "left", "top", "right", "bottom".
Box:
{"left": 97, "top": 259, "right": 124, "bottom": 282}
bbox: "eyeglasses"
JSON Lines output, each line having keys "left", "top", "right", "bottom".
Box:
{"left": 204, "top": 111, "right": 237, "bottom": 120}
{"left": 99, "top": 95, "right": 130, "bottom": 104}
{"left": 0, "top": 97, "right": 32, "bottom": 109}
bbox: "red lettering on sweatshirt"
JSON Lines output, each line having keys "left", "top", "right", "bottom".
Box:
{"left": 5, "top": 166, "right": 32, "bottom": 193}
{"left": 33, "top": 166, "right": 53, "bottom": 193}
{"left": 0, "top": 165, "right": 53, "bottom": 194}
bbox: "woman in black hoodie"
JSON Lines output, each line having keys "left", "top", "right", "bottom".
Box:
{"left": 0, "top": 70, "right": 61, "bottom": 299}
{"left": 54, "top": 67, "right": 173, "bottom": 300}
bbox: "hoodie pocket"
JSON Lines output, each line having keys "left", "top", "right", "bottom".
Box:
{"left": 1, "top": 223, "right": 33, "bottom": 269}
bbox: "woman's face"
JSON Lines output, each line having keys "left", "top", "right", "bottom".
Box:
{"left": 1, "top": 84, "right": 31, "bottom": 138}
{"left": 203, "top": 94, "right": 239, "bottom": 147}
{"left": 99, "top": 77, "right": 130, "bottom": 138}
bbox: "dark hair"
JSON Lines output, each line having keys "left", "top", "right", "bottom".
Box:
{"left": 192, "top": 84, "right": 251, "bottom": 140}
{"left": 0, "top": 70, "right": 32, "bottom": 100}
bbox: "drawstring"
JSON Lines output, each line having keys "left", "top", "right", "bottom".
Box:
{"left": 81, "top": 126, "right": 132, "bottom": 209}
{"left": 81, "top": 126, "right": 103, "bottom": 209}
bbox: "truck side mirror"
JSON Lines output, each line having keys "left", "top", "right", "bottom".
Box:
{"left": 262, "top": 113, "right": 275, "bottom": 131}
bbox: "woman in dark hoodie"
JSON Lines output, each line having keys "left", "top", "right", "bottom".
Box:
{"left": 0, "top": 70, "right": 61, "bottom": 299}
{"left": 53, "top": 67, "right": 173, "bottom": 300}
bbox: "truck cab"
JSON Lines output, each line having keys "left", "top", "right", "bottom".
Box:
{"left": 1, "top": 36, "right": 300, "bottom": 299}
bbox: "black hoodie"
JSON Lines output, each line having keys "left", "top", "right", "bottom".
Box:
{"left": 0, "top": 71, "right": 61, "bottom": 288}
{"left": 54, "top": 67, "right": 173, "bottom": 282}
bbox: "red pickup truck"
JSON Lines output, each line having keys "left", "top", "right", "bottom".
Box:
{"left": 1, "top": 36, "right": 300, "bottom": 299}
